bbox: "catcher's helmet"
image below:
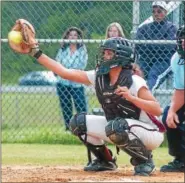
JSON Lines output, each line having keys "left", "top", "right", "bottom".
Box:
{"left": 96, "top": 37, "right": 135, "bottom": 75}
{"left": 176, "top": 25, "right": 185, "bottom": 58}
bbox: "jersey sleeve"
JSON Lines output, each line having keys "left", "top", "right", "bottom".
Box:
{"left": 85, "top": 70, "right": 96, "bottom": 86}
{"left": 131, "top": 75, "right": 148, "bottom": 97}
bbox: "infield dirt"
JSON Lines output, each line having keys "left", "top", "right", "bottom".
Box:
{"left": 2, "top": 165, "right": 184, "bottom": 182}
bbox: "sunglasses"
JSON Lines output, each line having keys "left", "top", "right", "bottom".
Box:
{"left": 152, "top": 9, "right": 163, "bottom": 14}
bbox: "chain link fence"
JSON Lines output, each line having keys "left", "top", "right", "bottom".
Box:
{"left": 1, "top": 1, "right": 184, "bottom": 143}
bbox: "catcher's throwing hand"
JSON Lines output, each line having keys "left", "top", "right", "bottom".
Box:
{"left": 8, "top": 19, "right": 39, "bottom": 56}
{"left": 114, "top": 85, "right": 135, "bottom": 101}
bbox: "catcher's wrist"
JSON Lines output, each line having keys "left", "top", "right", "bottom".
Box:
{"left": 33, "top": 50, "right": 43, "bottom": 59}
{"left": 29, "top": 46, "right": 42, "bottom": 58}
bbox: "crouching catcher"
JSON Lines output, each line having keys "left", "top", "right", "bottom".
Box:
{"left": 8, "top": 19, "right": 165, "bottom": 176}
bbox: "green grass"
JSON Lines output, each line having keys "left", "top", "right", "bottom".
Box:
{"left": 2, "top": 144, "right": 173, "bottom": 167}
{"left": 2, "top": 93, "right": 100, "bottom": 126}
{"left": 2, "top": 92, "right": 168, "bottom": 146}
{"left": 1, "top": 125, "right": 168, "bottom": 146}
{"left": 2, "top": 126, "right": 81, "bottom": 144}
{"left": 2, "top": 93, "right": 100, "bottom": 143}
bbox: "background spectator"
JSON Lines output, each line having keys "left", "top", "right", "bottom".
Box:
{"left": 135, "top": 1, "right": 177, "bottom": 90}
{"left": 55, "top": 27, "right": 88, "bottom": 131}
{"left": 105, "top": 22, "right": 125, "bottom": 39}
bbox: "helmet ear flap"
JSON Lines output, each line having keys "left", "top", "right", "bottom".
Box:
{"left": 176, "top": 25, "right": 185, "bottom": 38}
{"left": 176, "top": 25, "right": 185, "bottom": 58}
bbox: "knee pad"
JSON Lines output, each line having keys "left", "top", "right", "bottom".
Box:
{"left": 105, "top": 117, "right": 151, "bottom": 162}
{"left": 105, "top": 117, "right": 129, "bottom": 145}
{"left": 69, "top": 112, "right": 87, "bottom": 136}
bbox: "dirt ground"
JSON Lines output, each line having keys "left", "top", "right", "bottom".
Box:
{"left": 2, "top": 165, "right": 184, "bottom": 182}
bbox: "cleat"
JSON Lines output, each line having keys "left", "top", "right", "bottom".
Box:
{"left": 84, "top": 158, "right": 117, "bottom": 171}
{"left": 160, "top": 159, "right": 185, "bottom": 172}
{"left": 134, "top": 159, "right": 155, "bottom": 176}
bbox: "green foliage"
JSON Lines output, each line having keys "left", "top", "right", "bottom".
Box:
{"left": 2, "top": 127, "right": 82, "bottom": 144}
{"left": 1, "top": 1, "right": 171, "bottom": 147}
{"left": 2, "top": 1, "right": 133, "bottom": 84}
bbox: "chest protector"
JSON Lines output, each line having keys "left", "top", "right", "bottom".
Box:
{"left": 95, "top": 69, "right": 141, "bottom": 121}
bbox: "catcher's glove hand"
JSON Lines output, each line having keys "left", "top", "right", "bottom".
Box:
{"left": 8, "top": 19, "right": 40, "bottom": 57}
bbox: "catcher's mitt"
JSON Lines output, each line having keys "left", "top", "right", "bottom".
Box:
{"left": 8, "top": 19, "right": 39, "bottom": 56}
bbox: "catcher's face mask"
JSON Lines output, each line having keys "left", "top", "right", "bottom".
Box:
{"left": 96, "top": 37, "right": 135, "bottom": 75}
{"left": 102, "top": 49, "right": 115, "bottom": 61}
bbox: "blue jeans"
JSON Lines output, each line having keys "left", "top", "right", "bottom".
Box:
{"left": 56, "top": 83, "right": 87, "bottom": 130}
{"left": 140, "top": 59, "right": 170, "bottom": 91}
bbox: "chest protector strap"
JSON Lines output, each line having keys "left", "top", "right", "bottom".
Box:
{"left": 95, "top": 69, "right": 140, "bottom": 120}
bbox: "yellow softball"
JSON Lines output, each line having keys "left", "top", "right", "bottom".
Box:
{"left": 8, "top": 31, "right": 23, "bottom": 44}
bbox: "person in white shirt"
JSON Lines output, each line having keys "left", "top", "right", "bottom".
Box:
{"left": 9, "top": 19, "right": 165, "bottom": 176}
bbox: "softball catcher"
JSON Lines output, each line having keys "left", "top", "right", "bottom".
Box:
{"left": 8, "top": 19, "right": 165, "bottom": 176}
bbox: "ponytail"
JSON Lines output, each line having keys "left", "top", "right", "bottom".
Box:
{"left": 131, "top": 63, "right": 144, "bottom": 78}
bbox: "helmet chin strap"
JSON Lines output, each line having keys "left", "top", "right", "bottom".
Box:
{"left": 177, "top": 43, "right": 185, "bottom": 59}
